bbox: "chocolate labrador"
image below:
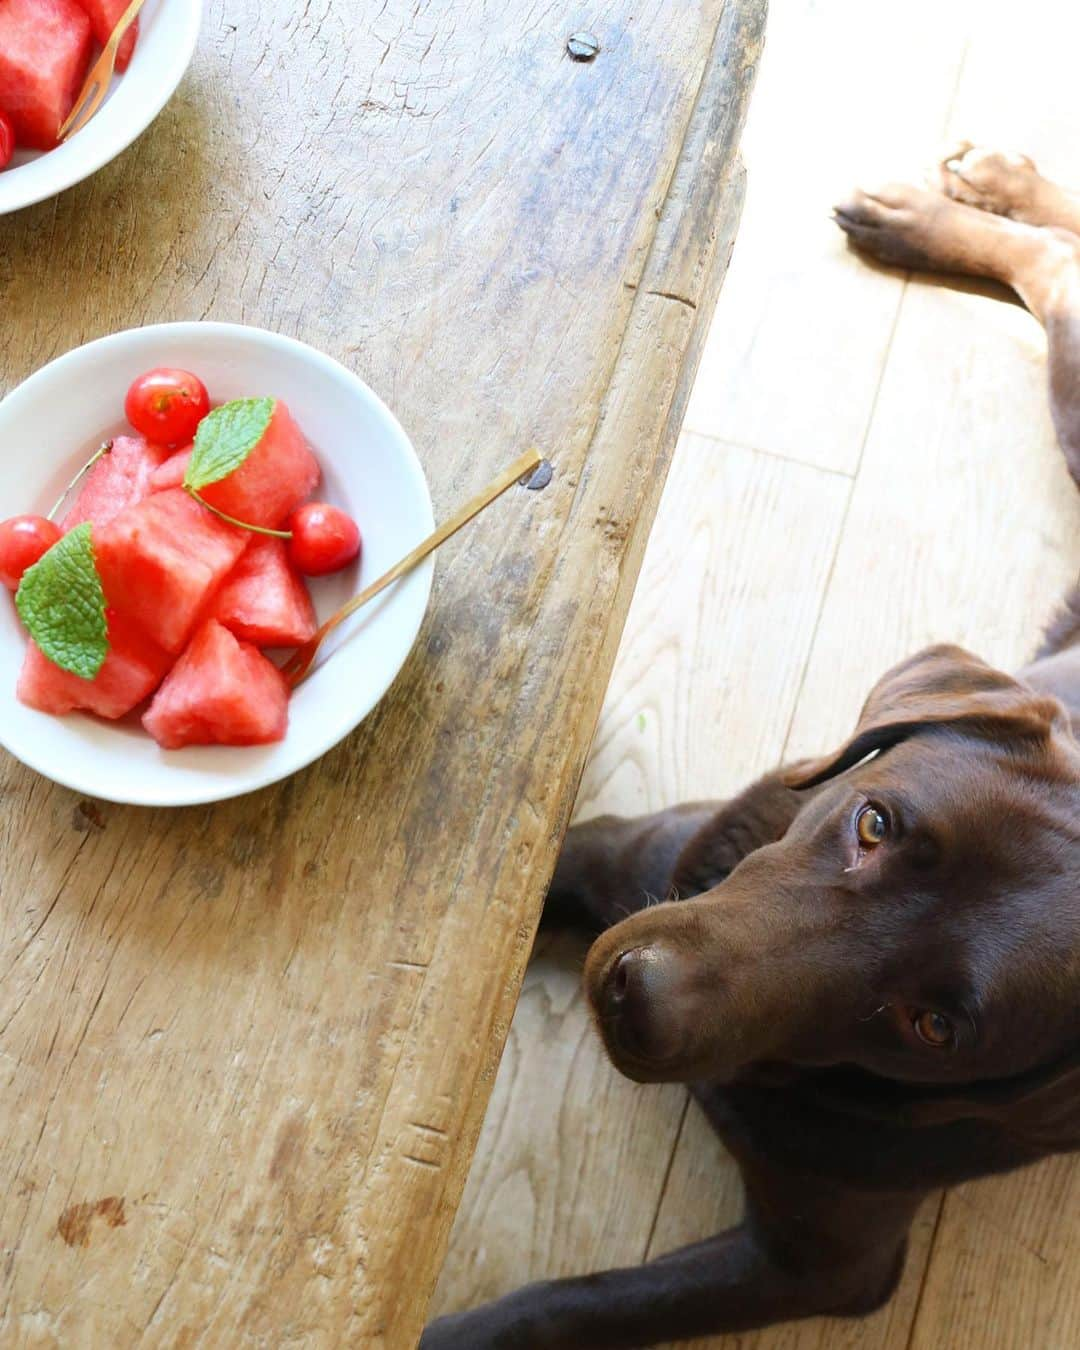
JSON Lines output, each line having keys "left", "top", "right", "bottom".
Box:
{"left": 422, "top": 147, "right": 1080, "bottom": 1349}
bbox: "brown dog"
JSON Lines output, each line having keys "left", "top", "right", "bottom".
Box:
{"left": 422, "top": 148, "right": 1080, "bottom": 1349}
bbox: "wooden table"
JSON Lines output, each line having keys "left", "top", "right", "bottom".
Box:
{"left": 0, "top": 0, "right": 763, "bottom": 1342}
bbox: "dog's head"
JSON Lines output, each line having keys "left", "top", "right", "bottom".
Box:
{"left": 585, "top": 645, "right": 1080, "bottom": 1124}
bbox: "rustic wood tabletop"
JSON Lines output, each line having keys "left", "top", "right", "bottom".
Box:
{"left": 0, "top": 0, "right": 764, "bottom": 1343}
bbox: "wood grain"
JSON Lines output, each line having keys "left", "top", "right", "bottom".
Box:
{"left": 0, "top": 0, "right": 763, "bottom": 1344}
{"left": 908, "top": 1161, "right": 1080, "bottom": 1350}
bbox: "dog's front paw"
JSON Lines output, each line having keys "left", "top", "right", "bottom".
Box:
{"left": 937, "top": 144, "right": 1042, "bottom": 221}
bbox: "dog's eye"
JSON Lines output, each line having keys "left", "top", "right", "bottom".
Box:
{"left": 914, "top": 1010, "right": 954, "bottom": 1048}
{"left": 855, "top": 804, "right": 888, "bottom": 847}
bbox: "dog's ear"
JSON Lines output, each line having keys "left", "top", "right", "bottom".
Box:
{"left": 784, "top": 644, "right": 1064, "bottom": 790}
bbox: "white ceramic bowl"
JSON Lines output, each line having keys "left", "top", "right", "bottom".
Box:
{"left": 0, "top": 0, "right": 201, "bottom": 215}
{"left": 0, "top": 323, "right": 434, "bottom": 806}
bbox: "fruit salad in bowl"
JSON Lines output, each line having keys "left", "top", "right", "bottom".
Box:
{"left": 0, "top": 0, "right": 200, "bottom": 214}
{"left": 0, "top": 323, "right": 434, "bottom": 806}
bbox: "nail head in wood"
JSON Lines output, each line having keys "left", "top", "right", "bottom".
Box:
{"left": 521, "top": 460, "right": 553, "bottom": 490}
{"left": 567, "top": 32, "right": 600, "bottom": 61}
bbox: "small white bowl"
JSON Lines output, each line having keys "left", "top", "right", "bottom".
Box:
{"left": 0, "top": 0, "right": 201, "bottom": 215}
{"left": 0, "top": 322, "right": 434, "bottom": 806}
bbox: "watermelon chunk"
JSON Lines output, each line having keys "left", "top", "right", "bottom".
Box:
{"left": 94, "top": 489, "right": 248, "bottom": 653}
{"left": 142, "top": 619, "right": 289, "bottom": 749}
{"left": 62, "top": 435, "right": 171, "bottom": 531}
{"left": 209, "top": 537, "right": 316, "bottom": 647}
{"left": 71, "top": 0, "right": 137, "bottom": 71}
{"left": 148, "top": 445, "right": 193, "bottom": 494}
{"left": 0, "top": 0, "right": 93, "bottom": 151}
{"left": 18, "top": 609, "right": 170, "bottom": 719}
{"left": 199, "top": 401, "right": 320, "bottom": 530}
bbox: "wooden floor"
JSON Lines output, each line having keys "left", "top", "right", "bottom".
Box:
{"left": 431, "top": 1, "right": 1080, "bottom": 1345}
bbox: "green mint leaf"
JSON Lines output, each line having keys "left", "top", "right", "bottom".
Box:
{"left": 185, "top": 397, "right": 274, "bottom": 491}
{"left": 15, "top": 523, "right": 108, "bottom": 681}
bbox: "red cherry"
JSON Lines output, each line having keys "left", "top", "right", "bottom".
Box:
{"left": 0, "top": 515, "right": 62, "bottom": 590}
{"left": 287, "top": 503, "right": 361, "bottom": 576}
{"left": 0, "top": 112, "right": 14, "bottom": 172}
{"left": 125, "top": 368, "right": 210, "bottom": 447}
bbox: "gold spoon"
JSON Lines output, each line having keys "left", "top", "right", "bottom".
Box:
{"left": 281, "top": 447, "right": 544, "bottom": 688}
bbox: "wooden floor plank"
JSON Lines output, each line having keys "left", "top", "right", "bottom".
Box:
{"left": 945, "top": 0, "right": 1080, "bottom": 179}
{"left": 786, "top": 277, "right": 1080, "bottom": 763}
{"left": 682, "top": 0, "right": 975, "bottom": 475}
{"left": 433, "top": 436, "right": 850, "bottom": 1320}
{"left": 574, "top": 433, "right": 851, "bottom": 817}
{"left": 909, "top": 1178, "right": 1080, "bottom": 1350}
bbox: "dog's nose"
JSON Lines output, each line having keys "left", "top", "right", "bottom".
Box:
{"left": 602, "top": 945, "right": 686, "bottom": 1063}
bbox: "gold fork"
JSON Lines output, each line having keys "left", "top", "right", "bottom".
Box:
{"left": 58, "top": 0, "right": 149, "bottom": 142}
{"left": 281, "top": 447, "right": 543, "bottom": 689}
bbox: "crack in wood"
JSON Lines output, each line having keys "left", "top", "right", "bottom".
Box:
{"left": 645, "top": 288, "right": 698, "bottom": 309}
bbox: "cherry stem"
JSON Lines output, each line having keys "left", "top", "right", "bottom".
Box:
{"left": 46, "top": 440, "right": 113, "bottom": 522}
{"left": 184, "top": 485, "right": 292, "bottom": 539}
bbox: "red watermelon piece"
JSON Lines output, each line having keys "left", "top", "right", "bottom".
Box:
{"left": 209, "top": 537, "right": 316, "bottom": 647}
{"left": 0, "top": 0, "right": 93, "bottom": 151}
{"left": 200, "top": 401, "right": 320, "bottom": 530}
{"left": 62, "top": 435, "right": 170, "bottom": 531}
{"left": 18, "top": 608, "right": 170, "bottom": 719}
{"left": 71, "top": 0, "right": 137, "bottom": 71}
{"left": 142, "top": 619, "right": 289, "bottom": 749}
{"left": 148, "top": 445, "right": 193, "bottom": 493}
{"left": 94, "top": 488, "right": 248, "bottom": 654}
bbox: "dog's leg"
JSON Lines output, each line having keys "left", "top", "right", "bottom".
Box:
{"left": 544, "top": 804, "right": 714, "bottom": 932}
{"left": 834, "top": 181, "right": 1080, "bottom": 694}
{"left": 421, "top": 1178, "right": 918, "bottom": 1350}
{"left": 833, "top": 185, "right": 1080, "bottom": 479}
{"left": 546, "top": 772, "right": 803, "bottom": 932}
{"left": 833, "top": 181, "right": 1080, "bottom": 317}
{"left": 937, "top": 144, "right": 1080, "bottom": 236}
